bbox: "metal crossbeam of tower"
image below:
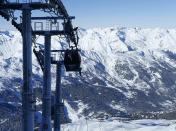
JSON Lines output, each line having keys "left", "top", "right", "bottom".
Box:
{"left": 0, "top": 0, "right": 79, "bottom": 46}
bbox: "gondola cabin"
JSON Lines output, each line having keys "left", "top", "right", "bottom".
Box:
{"left": 64, "top": 49, "right": 81, "bottom": 72}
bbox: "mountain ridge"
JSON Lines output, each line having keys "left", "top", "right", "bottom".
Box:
{"left": 1, "top": 27, "right": 176, "bottom": 121}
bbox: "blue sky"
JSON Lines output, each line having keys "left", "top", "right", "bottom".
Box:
{"left": 1, "top": 0, "right": 176, "bottom": 29}
{"left": 64, "top": 0, "right": 176, "bottom": 28}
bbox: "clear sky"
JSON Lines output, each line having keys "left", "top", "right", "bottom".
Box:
{"left": 64, "top": 0, "right": 176, "bottom": 28}
{"left": 1, "top": 0, "right": 176, "bottom": 29}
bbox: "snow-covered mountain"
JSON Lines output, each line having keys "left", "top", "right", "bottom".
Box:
{"left": 1, "top": 27, "right": 176, "bottom": 123}
{"left": 68, "top": 27, "right": 176, "bottom": 119}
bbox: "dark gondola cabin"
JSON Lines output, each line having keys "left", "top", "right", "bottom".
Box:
{"left": 64, "top": 49, "right": 81, "bottom": 72}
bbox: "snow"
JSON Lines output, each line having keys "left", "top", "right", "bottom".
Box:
{"left": 110, "top": 103, "right": 126, "bottom": 112}
{"left": 64, "top": 101, "right": 79, "bottom": 122}
{"left": 61, "top": 119, "right": 176, "bottom": 131}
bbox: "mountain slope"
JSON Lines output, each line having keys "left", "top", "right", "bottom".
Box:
{"left": 1, "top": 27, "right": 176, "bottom": 121}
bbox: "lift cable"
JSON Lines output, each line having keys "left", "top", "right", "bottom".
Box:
{"left": 44, "top": 0, "right": 79, "bottom": 47}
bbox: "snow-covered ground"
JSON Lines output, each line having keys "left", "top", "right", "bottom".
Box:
{"left": 61, "top": 119, "right": 176, "bottom": 131}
